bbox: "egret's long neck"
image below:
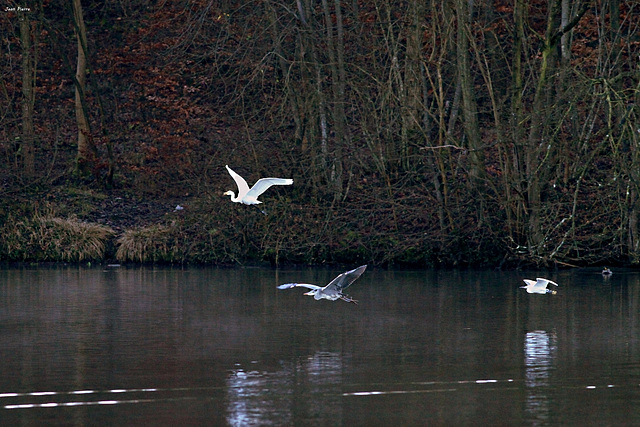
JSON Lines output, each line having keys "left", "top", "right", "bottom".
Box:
{"left": 228, "top": 192, "right": 240, "bottom": 203}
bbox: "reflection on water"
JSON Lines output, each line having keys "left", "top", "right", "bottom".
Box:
{"left": 524, "top": 330, "right": 557, "bottom": 423}
{"left": 2, "top": 387, "right": 199, "bottom": 409}
{"left": 226, "top": 351, "right": 343, "bottom": 426}
{"left": 226, "top": 366, "right": 291, "bottom": 426}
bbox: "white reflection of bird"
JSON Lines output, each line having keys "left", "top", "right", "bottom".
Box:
{"left": 277, "top": 265, "right": 367, "bottom": 304}
{"left": 521, "top": 278, "right": 558, "bottom": 295}
{"left": 223, "top": 165, "right": 293, "bottom": 205}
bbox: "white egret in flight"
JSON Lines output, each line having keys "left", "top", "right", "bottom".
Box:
{"left": 277, "top": 265, "right": 367, "bottom": 304}
{"left": 224, "top": 165, "right": 293, "bottom": 205}
{"left": 520, "top": 278, "right": 558, "bottom": 295}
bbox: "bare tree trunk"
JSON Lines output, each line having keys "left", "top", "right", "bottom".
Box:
{"left": 321, "top": 0, "right": 346, "bottom": 199}
{"left": 455, "top": 0, "right": 485, "bottom": 221}
{"left": 628, "top": 128, "right": 640, "bottom": 262}
{"left": 266, "top": 2, "right": 305, "bottom": 147}
{"left": 508, "top": 0, "right": 527, "bottom": 245}
{"left": 525, "top": 0, "right": 559, "bottom": 255}
{"left": 609, "top": 0, "right": 620, "bottom": 37}
{"left": 19, "top": 9, "right": 36, "bottom": 177}
{"left": 292, "top": 0, "right": 330, "bottom": 191}
{"left": 333, "top": 0, "right": 347, "bottom": 197}
{"left": 399, "top": 0, "right": 424, "bottom": 172}
{"left": 526, "top": 0, "right": 588, "bottom": 256}
{"left": 560, "top": 0, "right": 571, "bottom": 65}
{"left": 423, "top": 1, "right": 456, "bottom": 231}
{"left": 72, "top": 0, "right": 96, "bottom": 176}
{"left": 629, "top": 196, "right": 640, "bottom": 264}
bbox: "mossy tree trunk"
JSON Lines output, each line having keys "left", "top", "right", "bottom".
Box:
{"left": 524, "top": 0, "right": 587, "bottom": 258}
{"left": 71, "top": 0, "right": 97, "bottom": 177}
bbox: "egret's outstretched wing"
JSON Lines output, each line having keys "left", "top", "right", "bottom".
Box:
{"left": 324, "top": 265, "right": 367, "bottom": 293}
{"left": 226, "top": 165, "right": 250, "bottom": 197}
{"left": 277, "top": 283, "right": 321, "bottom": 291}
{"left": 536, "top": 278, "right": 558, "bottom": 287}
{"left": 246, "top": 178, "right": 294, "bottom": 198}
{"left": 522, "top": 279, "right": 536, "bottom": 288}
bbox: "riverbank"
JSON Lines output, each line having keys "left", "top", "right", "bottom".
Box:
{"left": 0, "top": 182, "right": 622, "bottom": 269}
{"left": 0, "top": 184, "right": 472, "bottom": 267}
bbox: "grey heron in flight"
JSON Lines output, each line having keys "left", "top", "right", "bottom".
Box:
{"left": 224, "top": 165, "right": 293, "bottom": 206}
{"left": 277, "top": 265, "right": 367, "bottom": 304}
{"left": 520, "top": 278, "right": 558, "bottom": 295}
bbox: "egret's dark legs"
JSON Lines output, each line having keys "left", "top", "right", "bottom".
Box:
{"left": 253, "top": 205, "right": 267, "bottom": 215}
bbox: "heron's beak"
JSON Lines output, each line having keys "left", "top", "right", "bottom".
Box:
{"left": 303, "top": 291, "right": 314, "bottom": 296}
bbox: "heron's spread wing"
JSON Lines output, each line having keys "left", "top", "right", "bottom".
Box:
{"left": 324, "top": 265, "right": 367, "bottom": 293}
{"left": 226, "top": 165, "right": 251, "bottom": 198}
{"left": 247, "top": 178, "right": 293, "bottom": 198}
{"left": 522, "top": 279, "right": 536, "bottom": 288}
{"left": 277, "top": 283, "right": 321, "bottom": 291}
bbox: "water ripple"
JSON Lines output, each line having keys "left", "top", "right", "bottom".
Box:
{"left": 1, "top": 386, "right": 222, "bottom": 410}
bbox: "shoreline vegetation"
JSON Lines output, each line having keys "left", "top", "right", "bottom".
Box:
{"left": 0, "top": 183, "right": 624, "bottom": 269}
{"left": 0, "top": 183, "right": 491, "bottom": 267}
{"left": 0, "top": 205, "right": 515, "bottom": 267}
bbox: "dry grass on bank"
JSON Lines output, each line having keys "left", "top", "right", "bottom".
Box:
{"left": 0, "top": 214, "right": 114, "bottom": 262}
{"left": 115, "top": 223, "right": 184, "bottom": 263}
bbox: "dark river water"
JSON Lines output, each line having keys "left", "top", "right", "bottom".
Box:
{"left": 1, "top": 266, "right": 639, "bottom": 426}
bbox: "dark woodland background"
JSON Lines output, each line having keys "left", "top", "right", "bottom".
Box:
{"left": 1, "top": 0, "right": 639, "bottom": 267}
